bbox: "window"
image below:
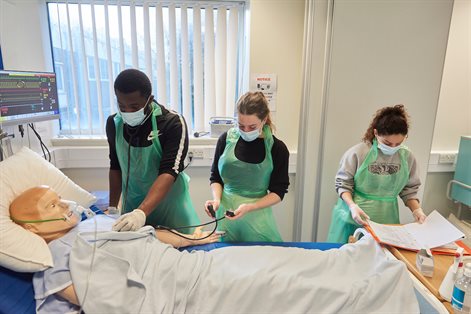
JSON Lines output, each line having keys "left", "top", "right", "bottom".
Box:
{"left": 47, "top": 1, "right": 246, "bottom": 135}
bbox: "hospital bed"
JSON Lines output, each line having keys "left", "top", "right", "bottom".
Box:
{"left": 0, "top": 148, "right": 449, "bottom": 313}
{"left": 1, "top": 235, "right": 344, "bottom": 314}
{"left": 0, "top": 238, "right": 448, "bottom": 313}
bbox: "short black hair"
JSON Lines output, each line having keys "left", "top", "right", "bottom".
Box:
{"left": 114, "top": 68, "right": 152, "bottom": 97}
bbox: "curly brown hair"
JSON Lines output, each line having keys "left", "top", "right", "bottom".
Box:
{"left": 237, "top": 91, "right": 275, "bottom": 132}
{"left": 362, "top": 104, "right": 410, "bottom": 143}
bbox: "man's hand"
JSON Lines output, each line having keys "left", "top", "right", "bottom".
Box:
{"left": 112, "top": 209, "right": 146, "bottom": 231}
{"left": 412, "top": 208, "right": 427, "bottom": 224}
{"left": 349, "top": 203, "right": 370, "bottom": 225}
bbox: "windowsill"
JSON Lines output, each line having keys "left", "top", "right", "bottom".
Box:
{"left": 51, "top": 135, "right": 108, "bottom": 146}
{"left": 50, "top": 136, "right": 455, "bottom": 174}
{"left": 49, "top": 135, "right": 297, "bottom": 173}
{"left": 51, "top": 134, "right": 218, "bottom": 147}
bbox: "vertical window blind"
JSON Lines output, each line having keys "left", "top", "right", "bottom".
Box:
{"left": 47, "top": 0, "right": 246, "bottom": 135}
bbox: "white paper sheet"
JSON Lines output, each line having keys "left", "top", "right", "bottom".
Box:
{"left": 367, "top": 210, "right": 464, "bottom": 250}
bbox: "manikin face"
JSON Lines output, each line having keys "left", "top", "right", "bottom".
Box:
{"left": 374, "top": 129, "right": 406, "bottom": 147}
{"left": 237, "top": 113, "right": 265, "bottom": 133}
{"left": 10, "top": 187, "right": 80, "bottom": 242}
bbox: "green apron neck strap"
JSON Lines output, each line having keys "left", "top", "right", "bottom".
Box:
{"left": 262, "top": 124, "right": 273, "bottom": 140}
{"left": 151, "top": 102, "right": 162, "bottom": 117}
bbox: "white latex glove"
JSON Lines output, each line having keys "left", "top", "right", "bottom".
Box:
{"left": 112, "top": 209, "right": 146, "bottom": 232}
{"left": 412, "top": 208, "right": 427, "bottom": 224}
{"left": 349, "top": 203, "right": 370, "bottom": 225}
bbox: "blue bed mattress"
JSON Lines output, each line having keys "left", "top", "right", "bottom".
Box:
{"left": 184, "top": 241, "right": 343, "bottom": 252}
{"left": 0, "top": 232, "right": 341, "bottom": 314}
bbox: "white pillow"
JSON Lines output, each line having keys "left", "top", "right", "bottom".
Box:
{"left": 0, "top": 146, "right": 96, "bottom": 272}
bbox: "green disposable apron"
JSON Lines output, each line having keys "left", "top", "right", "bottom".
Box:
{"left": 115, "top": 102, "right": 200, "bottom": 233}
{"left": 327, "top": 139, "right": 410, "bottom": 243}
{"left": 216, "top": 125, "right": 282, "bottom": 242}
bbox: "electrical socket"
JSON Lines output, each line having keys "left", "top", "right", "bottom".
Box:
{"left": 188, "top": 148, "right": 204, "bottom": 159}
{"left": 438, "top": 153, "right": 456, "bottom": 164}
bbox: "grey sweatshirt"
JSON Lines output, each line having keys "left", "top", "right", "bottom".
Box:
{"left": 335, "top": 142, "right": 421, "bottom": 204}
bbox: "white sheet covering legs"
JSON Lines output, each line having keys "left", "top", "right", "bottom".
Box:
{"left": 69, "top": 229, "right": 419, "bottom": 313}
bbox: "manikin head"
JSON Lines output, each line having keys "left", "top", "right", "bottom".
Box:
{"left": 9, "top": 186, "right": 81, "bottom": 242}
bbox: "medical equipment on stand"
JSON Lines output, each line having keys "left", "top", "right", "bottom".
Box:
{"left": 0, "top": 128, "right": 14, "bottom": 161}
{"left": 209, "top": 117, "right": 236, "bottom": 138}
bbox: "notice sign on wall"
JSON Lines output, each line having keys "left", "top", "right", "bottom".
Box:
{"left": 250, "top": 73, "right": 277, "bottom": 111}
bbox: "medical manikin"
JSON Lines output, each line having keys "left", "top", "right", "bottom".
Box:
{"left": 10, "top": 186, "right": 420, "bottom": 314}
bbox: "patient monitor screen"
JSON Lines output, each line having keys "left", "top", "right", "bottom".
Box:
{"left": 0, "top": 70, "right": 60, "bottom": 126}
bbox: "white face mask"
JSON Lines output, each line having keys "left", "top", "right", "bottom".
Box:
{"left": 377, "top": 141, "right": 402, "bottom": 155}
{"left": 119, "top": 96, "right": 151, "bottom": 127}
{"left": 239, "top": 128, "right": 261, "bottom": 142}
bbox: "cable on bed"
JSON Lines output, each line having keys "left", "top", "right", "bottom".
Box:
{"left": 77, "top": 212, "right": 98, "bottom": 312}
{"left": 155, "top": 216, "right": 225, "bottom": 241}
{"left": 155, "top": 204, "right": 226, "bottom": 241}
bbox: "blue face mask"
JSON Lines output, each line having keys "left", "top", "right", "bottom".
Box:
{"left": 119, "top": 96, "right": 151, "bottom": 127}
{"left": 239, "top": 128, "right": 261, "bottom": 142}
{"left": 377, "top": 141, "right": 402, "bottom": 155}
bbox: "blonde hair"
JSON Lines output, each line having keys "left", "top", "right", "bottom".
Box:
{"left": 236, "top": 91, "right": 274, "bottom": 132}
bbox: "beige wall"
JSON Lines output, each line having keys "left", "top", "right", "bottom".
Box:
{"left": 248, "top": 0, "right": 305, "bottom": 151}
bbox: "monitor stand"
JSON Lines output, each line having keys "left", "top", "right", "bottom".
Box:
{"left": 0, "top": 128, "right": 14, "bottom": 161}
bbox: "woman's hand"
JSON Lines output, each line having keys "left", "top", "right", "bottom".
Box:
{"left": 226, "top": 203, "right": 255, "bottom": 220}
{"left": 191, "top": 227, "right": 221, "bottom": 245}
{"left": 349, "top": 203, "right": 370, "bottom": 225}
{"left": 204, "top": 200, "right": 220, "bottom": 218}
{"left": 412, "top": 208, "right": 427, "bottom": 223}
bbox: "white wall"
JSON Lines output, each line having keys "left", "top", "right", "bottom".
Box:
{"left": 432, "top": 0, "right": 471, "bottom": 151}
{"left": 0, "top": 0, "right": 59, "bottom": 155}
{"left": 0, "top": 0, "right": 52, "bottom": 72}
{"left": 422, "top": 0, "right": 471, "bottom": 216}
